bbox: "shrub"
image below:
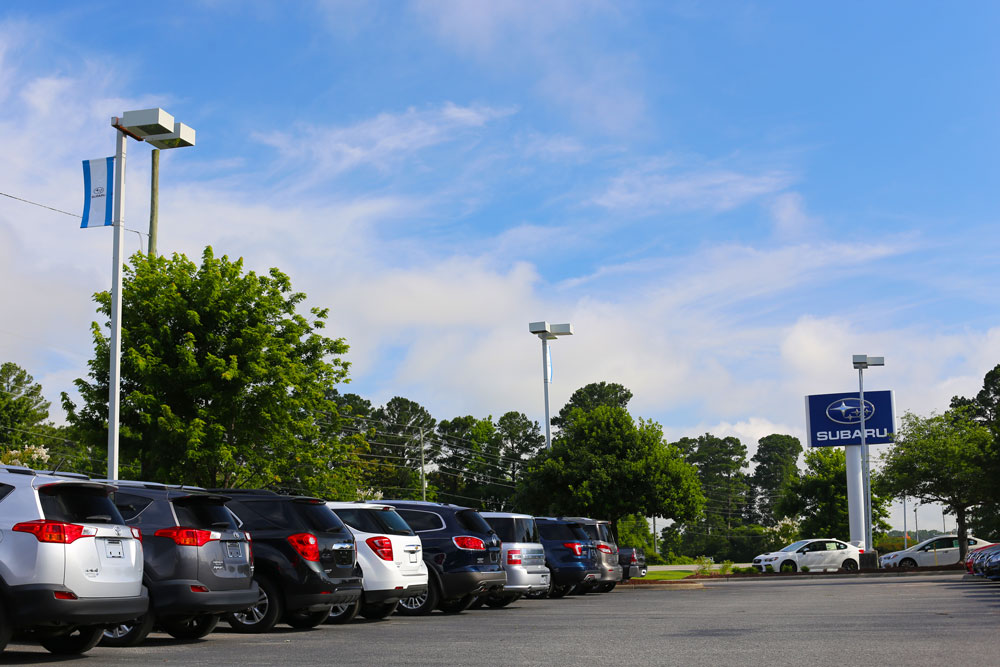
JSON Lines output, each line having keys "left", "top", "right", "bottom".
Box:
{"left": 718, "top": 560, "right": 734, "bottom": 576}
{"left": 693, "top": 555, "right": 714, "bottom": 576}
{"left": 733, "top": 566, "right": 757, "bottom": 574}
{"left": 801, "top": 566, "right": 810, "bottom": 572}
{"left": 645, "top": 552, "right": 666, "bottom": 565}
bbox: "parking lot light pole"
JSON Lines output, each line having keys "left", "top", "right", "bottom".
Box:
{"left": 853, "top": 354, "right": 884, "bottom": 555}
{"left": 106, "top": 108, "right": 195, "bottom": 480}
{"left": 528, "top": 321, "right": 573, "bottom": 449}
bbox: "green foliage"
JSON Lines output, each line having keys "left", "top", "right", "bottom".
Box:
{"left": 749, "top": 434, "right": 802, "bottom": 526}
{"left": 949, "top": 367, "right": 1000, "bottom": 539}
{"left": 516, "top": 404, "right": 703, "bottom": 529}
{"left": 62, "top": 248, "right": 362, "bottom": 496}
{"left": 0, "top": 361, "right": 51, "bottom": 450}
{"left": 800, "top": 566, "right": 810, "bottom": 572}
{"left": 693, "top": 555, "right": 714, "bottom": 576}
{"left": 616, "top": 514, "right": 655, "bottom": 553}
{"left": 718, "top": 560, "right": 734, "bottom": 575}
{"left": 363, "top": 396, "right": 436, "bottom": 500}
{"left": 550, "top": 381, "right": 632, "bottom": 430}
{"left": 732, "top": 566, "right": 757, "bottom": 574}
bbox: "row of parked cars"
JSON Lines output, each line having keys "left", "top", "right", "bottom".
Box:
{"left": 965, "top": 542, "right": 1000, "bottom": 579}
{"left": 0, "top": 467, "right": 646, "bottom": 655}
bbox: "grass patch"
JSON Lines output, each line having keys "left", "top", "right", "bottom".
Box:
{"left": 636, "top": 570, "right": 694, "bottom": 581}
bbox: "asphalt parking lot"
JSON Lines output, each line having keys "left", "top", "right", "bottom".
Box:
{"left": 4, "top": 573, "right": 997, "bottom": 666}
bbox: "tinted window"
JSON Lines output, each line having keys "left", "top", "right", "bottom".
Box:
{"left": 294, "top": 501, "right": 346, "bottom": 534}
{"left": 227, "top": 500, "right": 289, "bottom": 530}
{"left": 456, "top": 509, "right": 492, "bottom": 535}
{"left": 597, "top": 523, "right": 613, "bottom": 543}
{"left": 174, "top": 497, "right": 239, "bottom": 530}
{"left": 336, "top": 508, "right": 414, "bottom": 536}
{"left": 112, "top": 491, "right": 154, "bottom": 521}
{"left": 491, "top": 518, "right": 539, "bottom": 543}
{"left": 40, "top": 484, "right": 123, "bottom": 524}
{"left": 397, "top": 509, "right": 445, "bottom": 532}
{"left": 0, "top": 483, "right": 14, "bottom": 503}
{"left": 538, "top": 522, "right": 586, "bottom": 541}
{"left": 580, "top": 524, "right": 598, "bottom": 541}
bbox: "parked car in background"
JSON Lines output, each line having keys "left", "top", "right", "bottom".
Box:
{"left": 753, "top": 539, "right": 860, "bottom": 572}
{"left": 618, "top": 547, "right": 647, "bottom": 580}
{"left": 327, "top": 501, "right": 428, "bottom": 621}
{"left": 535, "top": 517, "right": 600, "bottom": 598}
{"left": 984, "top": 547, "right": 1000, "bottom": 581}
{"left": 381, "top": 501, "right": 505, "bottom": 615}
{"left": 101, "top": 482, "right": 257, "bottom": 646}
{"left": 879, "top": 535, "right": 990, "bottom": 568}
{"left": 0, "top": 467, "right": 147, "bottom": 655}
{"left": 480, "top": 512, "right": 550, "bottom": 606}
{"left": 564, "top": 517, "right": 622, "bottom": 592}
{"left": 966, "top": 543, "right": 998, "bottom": 575}
{"left": 219, "top": 490, "right": 362, "bottom": 632}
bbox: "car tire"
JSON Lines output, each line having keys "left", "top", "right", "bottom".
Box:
{"left": 467, "top": 596, "right": 486, "bottom": 610}
{"left": 39, "top": 625, "right": 104, "bottom": 655}
{"left": 438, "top": 594, "right": 477, "bottom": 614}
{"left": 570, "top": 583, "right": 593, "bottom": 595}
{"left": 0, "top": 603, "right": 11, "bottom": 653}
{"left": 548, "top": 584, "right": 572, "bottom": 599}
{"left": 326, "top": 599, "right": 361, "bottom": 624}
{"left": 900, "top": 558, "right": 917, "bottom": 568}
{"left": 599, "top": 582, "right": 617, "bottom": 593}
{"left": 485, "top": 594, "right": 520, "bottom": 608}
{"left": 359, "top": 600, "right": 398, "bottom": 620}
{"left": 397, "top": 578, "right": 440, "bottom": 616}
{"left": 161, "top": 613, "right": 219, "bottom": 640}
{"left": 285, "top": 606, "right": 333, "bottom": 629}
{"left": 225, "top": 576, "right": 284, "bottom": 634}
{"left": 780, "top": 560, "right": 797, "bottom": 573}
{"left": 101, "top": 613, "right": 156, "bottom": 647}
{"left": 841, "top": 559, "right": 859, "bottom": 572}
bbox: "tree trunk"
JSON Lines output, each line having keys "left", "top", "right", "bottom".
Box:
{"left": 956, "top": 505, "right": 968, "bottom": 563}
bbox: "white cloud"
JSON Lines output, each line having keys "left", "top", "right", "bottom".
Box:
{"left": 770, "top": 191, "right": 820, "bottom": 239}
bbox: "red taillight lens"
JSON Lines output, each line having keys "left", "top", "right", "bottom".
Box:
{"left": 190, "top": 585, "right": 210, "bottom": 593}
{"left": 287, "top": 533, "right": 320, "bottom": 561}
{"left": 597, "top": 544, "right": 612, "bottom": 554}
{"left": 366, "top": 536, "right": 394, "bottom": 561}
{"left": 131, "top": 526, "right": 143, "bottom": 543}
{"left": 53, "top": 591, "right": 78, "bottom": 600}
{"left": 859, "top": 549, "right": 865, "bottom": 554}
{"left": 452, "top": 536, "right": 486, "bottom": 551}
{"left": 563, "top": 542, "right": 583, "bottom": 556}
{"left": 154, "top": 527, "right": 219, "bottom": 547}
{"left": 507, "top": 549, "right": 523, "bottom": 565}
{"left": 13, "top": 520, "right": 95, "bottom": 544}
{"left": 630, "top": 552, "right": 638, "bottom": 564}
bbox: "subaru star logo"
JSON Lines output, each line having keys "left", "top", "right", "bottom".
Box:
{"left": 826, "top": 398, "right": 875, "bottom": 424}
{"left": 93, "top": 186, "right": 104, "bottom": 195}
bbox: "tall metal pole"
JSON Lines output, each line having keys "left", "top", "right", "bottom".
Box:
{"left": 859, "top": 368, "right": 873, "bottom": 553}
{"left": 419, "top": 428, "right": 426, "bottom": 501}
{"left": 541, "top": 336, "right": 552, "bottom": 449}
{"left": 107, "top": 122, "right": 128, "bottom": 480}
{"left": 902, "top": 495, "right": 908, "bottom": 549}
{"left": 914, "top": 505, "right": 919, "bottom": 543}
{"left": 148, "top": 149, "right": 159, "bottom": 256}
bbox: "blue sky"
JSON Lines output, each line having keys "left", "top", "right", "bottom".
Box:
{"left": 2, "top": 1, "right": 999, "bottom": 531}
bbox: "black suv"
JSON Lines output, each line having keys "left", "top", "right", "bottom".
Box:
{"left": 218, "top": 490, "right": 362, "bottom": 632}
{"left": 535, "top": 517, "right": 600, "bottom": 598}
{"left": 381, "top": 501, "right": 505, "bottom": 615}
{"left": 101, "top": 482, "right": 257, "bottom": 646}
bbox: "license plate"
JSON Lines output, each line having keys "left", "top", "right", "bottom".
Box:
{"left": 408, "top": 552, "right": 417, "bottom": 563}
{"left": 105, "top": 539, "right": 124, "bottom": 558}
{"left": 226, "top": 542, "right": 242, "bottom": 558}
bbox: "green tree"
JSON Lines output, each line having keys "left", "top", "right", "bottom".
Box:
{"left": 0, "top": 361, "right": 51, "bottom": 449}
{"left": 877, "top": 409, "right": 996, "bottom": 561}
{"left": 616, "top": 513, "right": 655, "bottom": 553}
{"left": 949, "top": 365, "right": 1000, "bottom": 539}
{"left": 363, "top": 397, "right": 436, "bottom": 500}
{"left": 777, "top": 447, "right": 890, "bottom": 542}
{"left": 62, "top": 248, "right": 363, "bottom": 496}
{"left": 550, "top": 381, "right": 632, "bottom": 429}
{"left": 515, "top": 406, "right": 703, "bottom": 532}
{"left": 749, "top": 434, "right": 802, "bottom": 526}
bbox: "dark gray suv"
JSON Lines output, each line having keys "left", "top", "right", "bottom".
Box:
{"left": 101, "top": 482, "right": 257, "bottom": 646}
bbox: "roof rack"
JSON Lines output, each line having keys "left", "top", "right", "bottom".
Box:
{"left": 0, "top": 466, "right": 37, "bottom": 476}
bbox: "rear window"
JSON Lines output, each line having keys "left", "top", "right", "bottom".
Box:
{"left": 335, "top": 508, "right": 414, "bottom": 536}
{"left": 112, "top": 491, "right": 154, "bottom": 521}
{"left": 173, "top": 497, "right": 239, "bottom": 530}
{"left": 597, "top": 523, "right": 613, "bottom": 543}
{"left": 227, "top": 500, "right": 288, "bottom": 530}
{"left": 40, "top": 484, "right": 124, "bottom": 524}
{"left": 295, "top": 501, "right": 347, "bottom": 534}
{"left": 487, "top": 517, "right": 538, "bottom": 543}
{"left": 537, "top": 521, "right": 586, "bottom": 541}
{"left": 580, "top": 524, "right": 598, "bottom": 540}
{"left": 396, "top": 509, "right": 445, "bottom": 532}
{"left": 456, "top": 509, "right": 492, "bottom": 535}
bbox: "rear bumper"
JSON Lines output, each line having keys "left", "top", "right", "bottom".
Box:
{"left": 500, "top": 565, "right": 550, "bottom": 593}
{"left": 10, "top": 584, "right": 149, "bottom": 628}
{"left": 439, "top": 570, "right": 507, "bottom": 601}
{"left": 364, "top": 583, "right": 428, "bottom": 605}
{"left": 598, "top": 564, "right": 623, "bottom": 583}
{"left": 550, "top": 566, "right": 601, "bottom": 587}
{"left": 285, "top": 577, "right": 363, "bottom": 612}
{"left": 150, "top": 579, "right": 260, "bottom": 617}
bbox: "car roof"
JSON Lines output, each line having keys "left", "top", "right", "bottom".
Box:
{"left": 480, "top": 511, "right": 534, "bottom": 519}
{"left": 379, "top": 500, "right": 471, "bottom": 511}
{"left": 327, "top": 500, "right": 394, "bottom": 511}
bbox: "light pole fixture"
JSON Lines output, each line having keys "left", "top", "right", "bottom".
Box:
{"left": 528, "top": 321, "right": 573, "bottom": 449}
{"left": 106, "top": 108, "right": 196, "bottom": 480}
{"left": 852, "top": 354, "right": 884, "bottom": 554}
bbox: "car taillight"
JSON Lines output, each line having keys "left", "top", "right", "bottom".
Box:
{"left": 131, "top": 526, "right": 142, "bottom": 543}
{"left": 452, "top": 535, "right": 486, "bottom": 551}
{"left": 563, "top": 542, "right": 583, "bottom": 556}
{"left": 630, "top": 551, "right": 638, "bottom": 564}
{"left": 246, "top": 531, "right": 253, "bottom": 565}
{"left": 507, "top": 549, "right": 523, "bottom": 565}
{"left": 859, "top": 549, "right": 865, "bottom": 554}
{"left": 154, "top": 527, "right": 220, "bottom": 547}
{"left": 366, "top": 536, "right": 394, "bottom": 561}
{"left": 287, "top": 533, "right": 320, "bottom": 561}
{"left": 597, "top": 544, "right": 612, "bottom": 554}
{"left": 13, "top": 520, "right": 97, "bottom": 544}
{"left": 53, "top": 591, "right": 78, "bottom": 600}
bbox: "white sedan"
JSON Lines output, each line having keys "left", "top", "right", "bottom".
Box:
{"left": 880, "top": 535, "right": 990, "bottom": 568}
{"left": 753, "top": 539, "right": 861, "bottom": 573}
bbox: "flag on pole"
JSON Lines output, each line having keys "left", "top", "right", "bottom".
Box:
{"left": 81, "top": 157, "right": 114, "bottom": 228}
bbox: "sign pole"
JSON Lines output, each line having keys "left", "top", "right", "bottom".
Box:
{"left": 107, "top": 121, "right": 127, "bottom": 481}
{"left": 859, "top": 368, "right": 873, "bottom": 553}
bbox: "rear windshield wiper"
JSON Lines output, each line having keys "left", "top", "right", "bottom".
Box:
{"left": 85, "top": 514, "right": 113, "bottom": 523}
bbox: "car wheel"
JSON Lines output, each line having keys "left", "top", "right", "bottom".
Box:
{"left": 397, "top": 578, "right": 439, "bottom": 616}
{"left": 548, "top": 584, "right": 572, "bottom": 599}
{"left": 780, "top": 560, "right": 797, "bottom": 573}
{"left": 570, "top": 583, "right": 594, "bottom": 595}
{"left": 438, "top": 594, "right": 476, "bottom": 614}
{"left": 900, "top": 558, "right": 917, "bottom": 568}
{"left": 600, "top": 582, "right": 617, "bottom": 593}
{"left": 0, "top": 603, "right": 11, "bottom": 652}
{"left": 39, "top": 626, "right": 104, "bottom": 655}
{"left": 101, "top": 613, "right": 155, "bottom": 647}
{"left": 326, "top": 599, "right": 360, "bottom": 624}
{"left": 359, "top": 600, "right": 398, "bottom": 620}
{"left": 467, "top": 596, "right": 486, "bottom": 610}
{"left": 484, "top": 594, "right": 520, "bottom": 609}
{"left": 225, "top": 576, "right": 284, "bottom": 633}
{"left": 161, "top": 614, "right": 219, "bottom": 640}
{"left": 285, "top": 606, "right": 333, "bottom": 629}
{"left": 841, "top": 559, "right": 859, "bottom": 572}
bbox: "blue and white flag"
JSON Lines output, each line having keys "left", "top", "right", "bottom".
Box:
{"left": 81, "top": 157, "right": 114, "bottom": 228}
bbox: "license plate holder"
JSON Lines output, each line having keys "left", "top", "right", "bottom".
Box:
{"left": 105, "top": 539, "right": 124, "bottom": 559}
{"left": 226, "top": 542, "right": 242, "bottom": 558}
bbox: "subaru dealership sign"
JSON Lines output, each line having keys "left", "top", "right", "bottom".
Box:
{"left": 805, "top": 390, "right": 895, "bottom": 447}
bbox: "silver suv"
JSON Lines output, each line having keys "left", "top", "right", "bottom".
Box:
{"left": 564, "top": 517, "right": 622, "bottom": 592}
{"left": 0, "top": 467, "right": 147, "bottom": 655}
{"left": 480, "top": 512, "right": 550, "bottom": 606}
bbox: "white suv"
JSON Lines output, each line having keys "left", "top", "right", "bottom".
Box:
{"left": 0, "top": 468, "right": 147, "bottom": 654}
{"left": 326, "top": 501, "right": 428, "bottom": 621}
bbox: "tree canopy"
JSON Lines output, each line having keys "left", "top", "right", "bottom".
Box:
{"left": 550, "top": 381, "right": 632, "bottom": 429}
